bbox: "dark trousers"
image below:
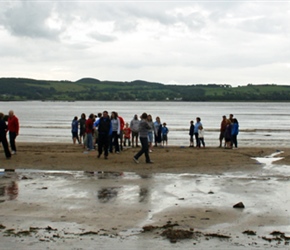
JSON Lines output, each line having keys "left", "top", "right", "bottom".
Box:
{"left": 9, "top": 132, "right": 17, "bottom": 152}
{"left": 231, "top": 135, "right": 238, "bottom": 148}
{"left": 98, "top": 133, "right": 109, "bottom": 156}
{"left": 194, "top": 132, "right": 200, "bottom": 147}
{"left": 134, "top": 137, "right": 150, "bottom": 162}
{"left": 109, "top": 131, "right": 120, "bottom": 152}
{"left": 1, "top": 136, "right": 11, "bottom": 158}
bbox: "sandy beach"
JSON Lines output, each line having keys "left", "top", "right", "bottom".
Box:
{"left": 1, "top": 143, "right": 290, "bottom": 249}
{"left": 1, "top": 142, "right": 288, "bottom": 173}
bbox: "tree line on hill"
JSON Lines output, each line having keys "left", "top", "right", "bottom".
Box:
{"left": 1, "top": 77, "right": 290, "bottom": 101}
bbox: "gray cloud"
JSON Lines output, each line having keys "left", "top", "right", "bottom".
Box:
{"left": 0, "top": 2, "right": 62, "bottom": 39}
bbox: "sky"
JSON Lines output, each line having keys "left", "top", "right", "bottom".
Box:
{"left": 0, "top": 0, "right": 290, "bottom": 86}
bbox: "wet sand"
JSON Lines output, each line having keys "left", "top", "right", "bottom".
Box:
{"left": 1, "top": 143, "right": 290, "bottom": 249}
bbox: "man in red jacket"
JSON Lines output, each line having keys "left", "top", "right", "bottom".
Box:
{"left": 8, "top": 110, "right": 19, "bottom": 154}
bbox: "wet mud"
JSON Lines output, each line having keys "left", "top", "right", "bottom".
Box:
{"left": 1, "top": 152, "right": 290, "bottom": 249}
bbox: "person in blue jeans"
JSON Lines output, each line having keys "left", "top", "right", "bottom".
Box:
{"left": 133, "top": 113, "right": 153, "bottom": 164}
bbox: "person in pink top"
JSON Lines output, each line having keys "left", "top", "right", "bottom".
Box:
{"left": 7, "top": 110, "right": 19, "bottom": 154}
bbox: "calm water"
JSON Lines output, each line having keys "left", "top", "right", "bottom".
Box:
{"left": 0, "top": 101, "right": 289, "bottom": 147}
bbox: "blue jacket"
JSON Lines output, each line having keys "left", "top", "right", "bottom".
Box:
{"left": 231, "top": 123, "right": 239, "bottom": 136}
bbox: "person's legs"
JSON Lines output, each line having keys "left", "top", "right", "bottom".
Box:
{"left": 103, "top": 135, "right": 109, "bottom": 157}
{"left": 141, "top": 137, "right": 150, "bottom": 162}
{"left": 9, "top": 132, "right": 17, "bottom": 152}
{"left": 2, "top": 137, "right": 11, "bottom": 158}
{"left": 194, "top": 133, "right": 200, "bottom": 148}
{"left": 87, "top": 133, "right": 93, "bottom": 150}
{"left": 134, "top": 137, "right": 145, "bottom": 160}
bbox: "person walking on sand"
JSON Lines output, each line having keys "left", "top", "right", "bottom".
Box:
{"left": 130, "top": 114, "right": 140, "bottom": 147}
{"left": 94, "top": 111, "right": 112, "bottom": 159}
{"left": 7, "top": 110, "right": 19, "bottom": 155}
{"left": 198, "top": 125, "right": 205, "bottom": 148}
{"left": 219, "top": 115, "right": 227, "bottom": 148}
{"left": 161, "top": 122, "right": 169, "bottom": 147}
{"left": 133, "top": 113, "right": 153, "bottom": 164}
{"left": 189, "top": 120, "right": 194, "bottom": 147}
{"left": 0, "top": 112, "right": 11, "bottom": 159}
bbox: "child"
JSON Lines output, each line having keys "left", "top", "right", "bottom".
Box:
{"left": 123, "top": 122, "right": 131, "bottom": 147}
{"left": 161, "top": 122, "right": 169, "bottom": 147}
{"left": 189, "top": 120, "right": 194, "bottom": 147}
{"left": 198, "top": 125, "right": 205, "bottom": 148}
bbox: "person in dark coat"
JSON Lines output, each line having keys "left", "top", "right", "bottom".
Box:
{"left": 0, "top": 112, "right": 11, "bottom": 159}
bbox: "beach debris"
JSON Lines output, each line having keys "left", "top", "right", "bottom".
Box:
{"left": 79, "top": 231, "right": 99, "bottom": 236}
{"left": 204, "top": 233, "right": 231, "bottom": 239}
{"left": 243, "top": 230, "right": 256, "bottom": 236}
{"left": 0, "top": 224, "right": 6, "bottom": 230}
{"left": 161, "top": 229, "right": 194, "bottom": 243}
{"left": 233, "top": 202, "right": 245, "bottom": 208}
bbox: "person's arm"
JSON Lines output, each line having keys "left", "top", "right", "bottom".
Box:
{"left": 117, "top": 118, "right": 121, "bottom": 135}
{"left": 15, "top": 117, "right": 19, "bottom": 135}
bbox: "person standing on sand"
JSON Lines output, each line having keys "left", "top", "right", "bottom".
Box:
{"left": 219, "top": 115, "right": 227, "bottom": 148}
{"left": 78, "top": 113, "right": 86, "bottom": 146}
{"left": 161, "top": 122, "right": 169, "bottom": 147}
{"left": 71, "top": 116, "right": 80, "bottom": 144}
{"left": 147, "top": 114, "right": 154, "bottom": 152}
{"left": 0, "top": 112, "right": 11, "bottom": 159}
{"left": 7, "top": 110, "right": 19, "bottom": 155}
{"left": 117, "top": 113, "right": 125, "bottom": 151}
{"left": 123, "top": 122, "right": 131, "bottom": 147}
{"left": 133, "top": 113, "right": 153, "bottom": 164}
{"left": 189, "top": 120, "right": 194, "bottom": 147}
{"left": 231, "top": 118, "right": 239, "bottom": 148}
{"left": 224, "top": 119, "right": 232, "bottom": 149}
{"left": 95, "top": 111, "right": 112, "bottom": 159}
{"left": 194, "top": 117, "right": 202, "bottom": 148}
{"left": 85, "top": 114, "right": 95, "bottom": 151}
{"left": 109, "top": 111, "right": 120, "bottom": 153}
{"left": 130, "top": 114, "right": 140, "bottom": 147}
{"left": 154, "top": 116, "right": 162, "bottom": 147}
{"left": 198, "top": 125, "right": 205, "bottom": 148}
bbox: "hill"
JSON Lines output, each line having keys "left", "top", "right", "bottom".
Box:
{"left": 0, "top": 77, "right": 290, "bottom": 101}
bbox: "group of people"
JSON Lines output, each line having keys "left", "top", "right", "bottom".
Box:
{"left": 0, "top": 110, "right": 19, "bottom": 159}
{"left": 219, "top": 114, "right": 239, "bottom": 149}
{"left": 189, "top": 117, "right": 205, "bottom": 148}
{"left": 71, "top": 111, "right": 169, "bottom": 162}
{"left": 188, "top": 114, "right": 239, "bottom": 149}
{"left": 71, "top": 111, "right": 240, "bottom": 162}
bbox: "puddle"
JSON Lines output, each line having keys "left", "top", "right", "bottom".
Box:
{"left": 1, "top": 152, "right": 290, "bottom": 249}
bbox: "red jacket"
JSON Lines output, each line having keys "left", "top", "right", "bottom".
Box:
{"left": 85, "top": 118, "right": 94, "bottom": 134}
{"left": 8, "top": 115, "right": 19, "bottom": 134}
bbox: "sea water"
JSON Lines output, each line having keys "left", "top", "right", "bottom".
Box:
{"left": 0, "top": 101, "right": 289, "bottom": 147}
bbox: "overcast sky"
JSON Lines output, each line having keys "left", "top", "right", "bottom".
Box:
{"left": 0, "top": 1, "right": 290, "bottom": 86}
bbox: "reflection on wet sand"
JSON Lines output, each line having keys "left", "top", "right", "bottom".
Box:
{"left": 1, "top": 153, "right": 290, "bottom": 249}
{"left": 97, "top": 187, "right": 119, "bottom": 203}
{"left": 0, "top": 180, "right": 19, "bottom": 201}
